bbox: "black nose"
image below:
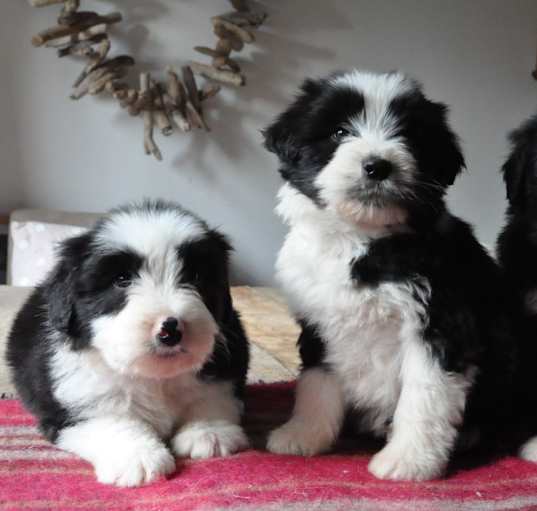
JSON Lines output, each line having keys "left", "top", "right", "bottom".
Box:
{"left": 363, "top": 158, "right": 393, "bottom": 181}
{"left": 157, "top": 317, "right": 182, "bottom": 346}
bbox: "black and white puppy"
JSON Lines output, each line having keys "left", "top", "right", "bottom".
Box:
{"left": 263, "top": 70, "right": 521, "bottom": 481}
{"left": 497, "top": 114, "right": 537, "bottom": 461}
{"left": 7, "top": 200, "right": 249, "bottom": 487}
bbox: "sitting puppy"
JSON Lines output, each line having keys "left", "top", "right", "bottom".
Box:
{"left": 6, "top": 200, "right": 249, "bottom": 487}
{"left": 497, "top": 114, "right": 537, "bottom": 461}
{"left": 263, "top": 70, "right": 521, "bottom": 481}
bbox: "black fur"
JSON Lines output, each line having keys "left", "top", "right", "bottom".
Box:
{"left": 6, "top": 200, "right": 249, "bottom": 441}
{"left": 264, "top": 72, "right": 465, "bottom": 221}
{"left": 351, "top": 211, "right": 523, "bottom": 430}
{"left": 497, "top": 114, "right": 537, "bottom": 432}
{"left": 264, "top": 70, "right": 528, "bottom": 450}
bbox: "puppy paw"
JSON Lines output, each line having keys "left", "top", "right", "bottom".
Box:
{"left": 95, "top": 444, "right": 176, "bottom": 487}
{"left": 368, "top": 442, "right": 446, "bottom": 481}
{"left": 519, "top": 436, "right": 537, "bottom": 462}
{"left": 172, "top": 420, "right": 249, "bottom": 459}
{"left": 267, "top": 419, "right": 333, "bottom": 456}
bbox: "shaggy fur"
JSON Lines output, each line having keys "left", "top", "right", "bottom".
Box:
{"left": 497, "top": 114, "right": 537, "bottom": 462}
{"left": 6, "top": 200, "right": 249, "bottom": 487}
{"left": 264, "top": 69, "right": 523, "bottom": 481}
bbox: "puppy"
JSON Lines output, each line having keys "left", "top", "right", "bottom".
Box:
{"left": 497, "top": 114, "right": 537, "bottom": 461}
{"left": 6, "top": 200, "right": 249, "bottom": 487}
{"left": 263, "top": 70, "right": 521, "bottom": 481}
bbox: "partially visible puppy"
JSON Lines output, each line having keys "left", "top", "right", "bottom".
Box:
{"left": 6, "top": 200, "right": 249, "bottom": 487}
{"left": 497, "top": 114, "right": 537, "bottom": 461}
{"left": 264, "top": 69, "right": 521, "bottom": 481}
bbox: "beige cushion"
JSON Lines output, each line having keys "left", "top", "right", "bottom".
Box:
{"left": 0, "top": 286, "right": 299, "bottom": 398}
{"left": 8, "top": 209, "right": 102, "bottom": 285}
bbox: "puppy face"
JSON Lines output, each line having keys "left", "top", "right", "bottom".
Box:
{"left": 45, "top": 201, "right": 231, "bottom": 379}
{"left": 502, "top": 114, "right": 537, "bottom": 213}
{"left": 264, "top": 70, "right": 464, "bottom": 227}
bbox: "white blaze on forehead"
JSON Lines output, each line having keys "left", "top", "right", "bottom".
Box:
{"left": 331, "top": 70, "right": 418, "bottom": 139}
{"left": 94, "top": 208, "right": 206, "bottom": 256}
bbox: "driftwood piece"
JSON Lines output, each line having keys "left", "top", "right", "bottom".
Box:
{"left": 185, "top": 101, "right": 209, "bottom": 131}
{"left": 44, "top": 24, "right": 107, "bottom": 48}
{"left": 190, "top": 61, "right": 245, "bottom": 87}
{"left": 213, "top": 25, "right": 244, "bottom": 51}
{"left": 230, "top": 0, "right": 250, "bottom": 12}
{"left": 218, "top": 10, "right": 267, "bottom": 27}
{"left": 194, "top": 46, "right": 226, "bottom": 59}
{"left": 57, "top": 33, "right": 108, "bottom": 57}
{"left": 32, "top": 12, "right": 122, "bottom": 47}
{"left": 62, "top": 0, "right": 80, "bottom": 15}
{"left": 70, "top": 56, "right": 133, "bottom": 99}
{"left": 167, "top": 68, "right": 190, "bottom": 132}
{"left": 213, "top": 55, "right": 241, "bottom": 72}
{"left": 59, "top": 11, "right": 101, "bottom": 27}
{"left": 28, "top": 0, "right": 64, "bottom": 6}
{"left": 88, "top": 68, "right": 126, "bottom": 95}
{"left": 152, "top": 81, "right": 173, "bottom": 136}
{"left": 140, "top": 73, "right": 162, "bottom": 161}
{"left": 72, "top": 37, "right": 111, "bottom": 87}
{"left": 120, "top": 89, "right": 139, "bottom": 108}
{"left": 182, "top": 66, "right": 201, "bottom": 112}
{"left": 199, "top": 82, "right": 221, "bottom": 102}
{"left": 212, "top": 18, "right": 254, "bottom": 43}
{"left": 216, "top": 38, "right": 233, "bottom": 55}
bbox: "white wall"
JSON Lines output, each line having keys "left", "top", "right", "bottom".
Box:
{"left": 2, "top": 0, "right": 537, "bottom": 284}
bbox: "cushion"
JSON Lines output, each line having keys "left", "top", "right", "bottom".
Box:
{"left": 8, "top": 209, "right": 102, "bottom": 285}
{"left": 9, "top": 222, "right": 86, "bottom": 287}
{"left": 0, "top": 286, "right": 299, "bottom": 398}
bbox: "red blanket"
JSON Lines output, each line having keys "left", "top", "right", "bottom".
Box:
{"left": 1, "top": 383, "right": 537, "bottom": 511}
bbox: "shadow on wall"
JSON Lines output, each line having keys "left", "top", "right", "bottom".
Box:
{"left": 171, "top": 0, "right": 350, "bottom": 173}
{"left": 97, "top": 0, "right": 348, "bottom": 171}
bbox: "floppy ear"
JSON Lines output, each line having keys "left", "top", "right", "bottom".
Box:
{"left": 501, "top": 120, "right": 537, "bottom": 208}
{"left": 502, "top": 148, "right": 528, "bottom": 206}
{"left": 44, "top": 233, "right": 92, "bottom": 335}
{"left": 423, "top": 100, "right": 466, "bottom": 187}
{"left": 262, "top": 78, "right": 324, "bottom": 166}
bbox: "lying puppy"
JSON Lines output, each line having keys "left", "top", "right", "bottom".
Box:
{"left": 6, "top": 200, "right": 249, "bottom": 487}
{"left": 263, "top": 70, "right": 521, "bottom": 481}
{"left": 497, "top": 114, "right": 537, "bottom": 461}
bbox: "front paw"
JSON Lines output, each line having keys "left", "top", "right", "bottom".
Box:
{"left": 267, "top": 419, "right": 334, "bottom": 456}
{"left": 172, "top": 420, "right": 249, "bottom": 459}
{"left": 368, "top": 441, "right": 446, "bottom": 481}
{"left": 95, "top": 444, "right": 176, "bottom": 487}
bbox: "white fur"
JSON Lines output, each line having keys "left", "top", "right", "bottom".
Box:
{"left": 90, "top": 283, "right": 217, "bottom": 379}
{"left": 271, "top": 183, "right": 472, "bottom": 480}
{"left": 173, "top": 420, "right": 249, "bottom": 459}
{"left": 57, "top": 416, "right": 176, "bottom": 487}
{"left": 267, "top": 368, "right": 345, "bottom": 456}
{"left": 49, "top": 207, "right": 246, "bottom": 487}
{"left": 52, "top": 346, "right": 246, "bottom": 485}
{"left": 95, "top": 207, "right": 205, "bottom": 255}
{"left": 314, "top": 71, "right": 419, "bottom": 229}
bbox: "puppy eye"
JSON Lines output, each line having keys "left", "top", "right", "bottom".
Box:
{"left": 114, "top": 273, "right": 133, "bottom": 288}
{"left": 332, "top": 127, "right": 350, "bottom": 140}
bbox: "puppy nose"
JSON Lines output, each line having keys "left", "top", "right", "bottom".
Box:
{"left": 156, "top": 317, "right": 182, "bottom": 346}
{"left": 363, "top": 157, "right": 393, "bottom": 181}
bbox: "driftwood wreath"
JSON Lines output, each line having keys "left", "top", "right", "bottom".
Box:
{"left": 29, "top": 0, "right": 267, "bottom": 161}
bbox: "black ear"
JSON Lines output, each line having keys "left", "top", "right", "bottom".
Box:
{"left": 262, "top": 78, "right": 324, "bottom": 165}
{"left": 424, "top": 100, "right": 466, "bottom": 187}
{"left": 501, "top": 117, "right": 537, "bottom": 208}
{"left": 44, "top": 233, "right": 92, "bottom": 334}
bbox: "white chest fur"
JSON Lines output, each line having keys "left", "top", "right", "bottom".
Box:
{"left": 276, "top": 186, "right": 430, "bottom": 435}
{"left": 50, "top": 345, "right": 214, "bottom": 438}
